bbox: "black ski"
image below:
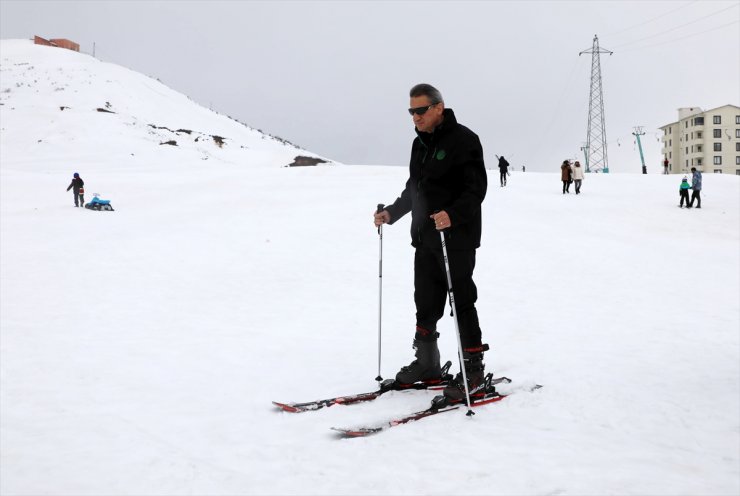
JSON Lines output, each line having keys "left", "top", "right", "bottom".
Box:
{"left": 273, "top": 361, "right": 453, "bottom": 413}
{"left": 332, "top": 377, "right": 542, "bottom": 438}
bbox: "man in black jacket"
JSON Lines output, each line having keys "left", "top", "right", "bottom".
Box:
{"left": 498, "top": 155, "right": 510, "bottom": 187}
{"left": 66, "top": 172, "right": 84, "bottom": 207}
{"left": 373, "top": 83, "right": 489, "bottom": 402}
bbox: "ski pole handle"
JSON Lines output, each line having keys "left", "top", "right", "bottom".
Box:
{"left": 376, "top": 204, "right": 385, "bottom": 234}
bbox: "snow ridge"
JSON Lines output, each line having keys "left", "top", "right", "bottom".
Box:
{"left": 0, "top": 39, "right": 333, "bottom": 169}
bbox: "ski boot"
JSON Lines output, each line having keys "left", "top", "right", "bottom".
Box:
{"left": 395, "top": 327, "right": 442, "bottom": 385}
{"left": 443, "top": 344, "right": 490, "bottom": 403}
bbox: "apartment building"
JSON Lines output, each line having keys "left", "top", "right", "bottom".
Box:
{"left": 659, "top": 104, "right": 740, "bottom": 175}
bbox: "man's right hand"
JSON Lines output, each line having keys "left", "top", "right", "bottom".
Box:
{"left": 373, "top": 210, "right": 390, "bottom": 227}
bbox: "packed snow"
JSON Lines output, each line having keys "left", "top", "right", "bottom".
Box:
{"left": 1, "top": 39, "right": 738, "bottom": 496}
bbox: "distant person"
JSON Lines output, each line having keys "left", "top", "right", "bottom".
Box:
{"left": 522, "top": 165, "right": 526, "bottom": 172}
{"left": 497, "top": 155, "right": 510, "bottom": 187}
{"left": 663, "top": 158, "right": 669, "bottom": 175}
{"left": 560, "top": 160, "right": 572, "bottom": 194}
{"left": 689, "top": 167, "right": 702, "bottom": 209}
{"left": 679, "top": 176, "right": 691, "bottom": 208}
{"left": 572, "top": 161, "right": 584, "bottom": 194}
{"left": 66, "top": 172, "right": 84, "bottom": 207}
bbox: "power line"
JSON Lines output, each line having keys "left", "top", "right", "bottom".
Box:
{"left": 605, "top": 0, "right": 698, "bottom": 37}
{"left": 610, "top": 3, "right": 739, "bottom": 49}
{"left": 619, "top": 19, "right": 739, "bottom": 52}
{"left": 537, "top": 58, "right": 586, "bottom": 149}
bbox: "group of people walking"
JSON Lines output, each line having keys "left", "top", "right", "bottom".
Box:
{"left": 560, "top": 160, "right": 584, "bottom": 194}
{"left": 679, "top": 167, "right": 702, "bottom": 208}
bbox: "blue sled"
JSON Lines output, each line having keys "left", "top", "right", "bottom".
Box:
{"left": 84, "top": 196, "right": 115, "bottom": 211}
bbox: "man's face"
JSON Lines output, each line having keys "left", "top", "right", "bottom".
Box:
{"left": 409, "top": 96, "right": 444, "bottom": 133}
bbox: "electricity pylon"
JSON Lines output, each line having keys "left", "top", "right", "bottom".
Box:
{"left": 579, "top": 35, "right": 612, "bottom": 173}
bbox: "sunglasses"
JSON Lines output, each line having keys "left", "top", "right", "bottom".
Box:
{"left": 408, "top": 103, "right": 438, "bottom": 116}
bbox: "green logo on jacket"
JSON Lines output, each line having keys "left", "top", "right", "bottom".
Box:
{"left": 435, "top": 149, "right": 446, "bottom": 160}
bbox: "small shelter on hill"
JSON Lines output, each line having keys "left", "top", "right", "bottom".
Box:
{"left": 33, "top": 36, "right": 79, "bottom": 52}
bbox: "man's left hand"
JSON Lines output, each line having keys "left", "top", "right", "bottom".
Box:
{"left": 430, "top": 211, "right": 451, "bottom": 230}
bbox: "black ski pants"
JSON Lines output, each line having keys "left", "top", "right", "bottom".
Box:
{"left": 500, "top": 171, "right": 507, "bottom": 186}
{"left": 72, "top": 189, "right": 84, "bottom": 207}
{"left": 680, "top": 190, "right": 690, "bottom": 207}
{"left": 690, "top": 190, "right": 701, "bottom": 208}
{"left": 414, "top": 244, "right": 482, "bottom": 349}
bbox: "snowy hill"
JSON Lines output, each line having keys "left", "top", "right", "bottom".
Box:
{"left": 0, "top": 39, "right": 333, "bottom": 169}
{"left": 1, "top": 39, "right": 740, "bottom": 496}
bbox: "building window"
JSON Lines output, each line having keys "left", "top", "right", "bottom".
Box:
{"left": 736, "top": 129, "right": 740, "bottom": 138}
{"left": 736, "top": 142, "right": 740, "bottom": 152}
{"left": 714, "top": 129, "right": 722, "bottom": 138}
{"left": 713, "top": 156, "right": 722, "bottom": 165}
{"left": 697, "top": 145, "right": 702, "bottom": 152}
{"left": 669, "top": 152, "right": 672, "bottom": 159}
{"left": 669, "top": 139, "right": 672, "bottom": 146}
{"left": 736, "top": 115, "right": 740, "bottom": 124}
{"left": 713, "top": 115, "right": 721, "bottom": 124}
{"left": 714, "top": 143, "right": 722, "bottom": 151}
{"left": 685, "top": 121, "right": 689, "bottom": 128}
{"left": 694, "top": 117, "right": 704, "bottom": 125}
{"left": 686, "top": 147, "right": 689, "bottom": 154}
{"left": 714, "top": 169, "right": 723, "bottom": 174}
{"left": 736, "top": 170, "right": 740, "bottom": 175}
{"left": 737, "top": 156, "right": 740, "bottom": 165}
{"left": 686, "top": 160, "right": 689, "bottom": 167}
{"left": 697, "top": 132, "right": 702, "bottom": 138}
{"left": 697, "top": 158, "right": 702, "bottom": 166}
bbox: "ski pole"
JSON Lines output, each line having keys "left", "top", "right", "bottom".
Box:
{"left": 439, "top": 229, "right": 475, "bottom": 416}
{"left": 375, "top": 203, "right": 385, "bottom": 382}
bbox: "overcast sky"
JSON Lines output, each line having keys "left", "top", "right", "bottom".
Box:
{"left": 1, "top": 0, "right": 738, "bottom": 172}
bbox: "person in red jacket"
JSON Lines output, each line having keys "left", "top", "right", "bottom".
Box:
{"left": 373, "top": 83, "right": 489, "bottom": 402}
{"left": 66, "top": 172, "right": 85, "bottom": 207}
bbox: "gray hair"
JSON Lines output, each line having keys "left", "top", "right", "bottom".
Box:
{"left": 409, "top": 83, "right": 444, "bottom": 105}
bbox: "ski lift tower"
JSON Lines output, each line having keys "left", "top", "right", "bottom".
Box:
{"left": 632, "top": 126, "right": 647, "bottom": 174}
{"left": 579, "top": 35, "right": 612, "bottom": 173}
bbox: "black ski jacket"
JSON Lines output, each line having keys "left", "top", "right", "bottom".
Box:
{"left": 385, "top": 108, "right": 487, "bottom": 251}
{"left": 67, "top": 177, "right": 84, "bottom": 192}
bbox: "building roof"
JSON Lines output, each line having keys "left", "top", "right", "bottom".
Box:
{"left": 659, "top": 104, "right": 739, "bottom": 129}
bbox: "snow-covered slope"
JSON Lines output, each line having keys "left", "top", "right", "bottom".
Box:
{"left": 0, "top": 39, "right": 333, "bottom": 169}
{"left": 1, "top": 38, "right": 739, "bottom": 496}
